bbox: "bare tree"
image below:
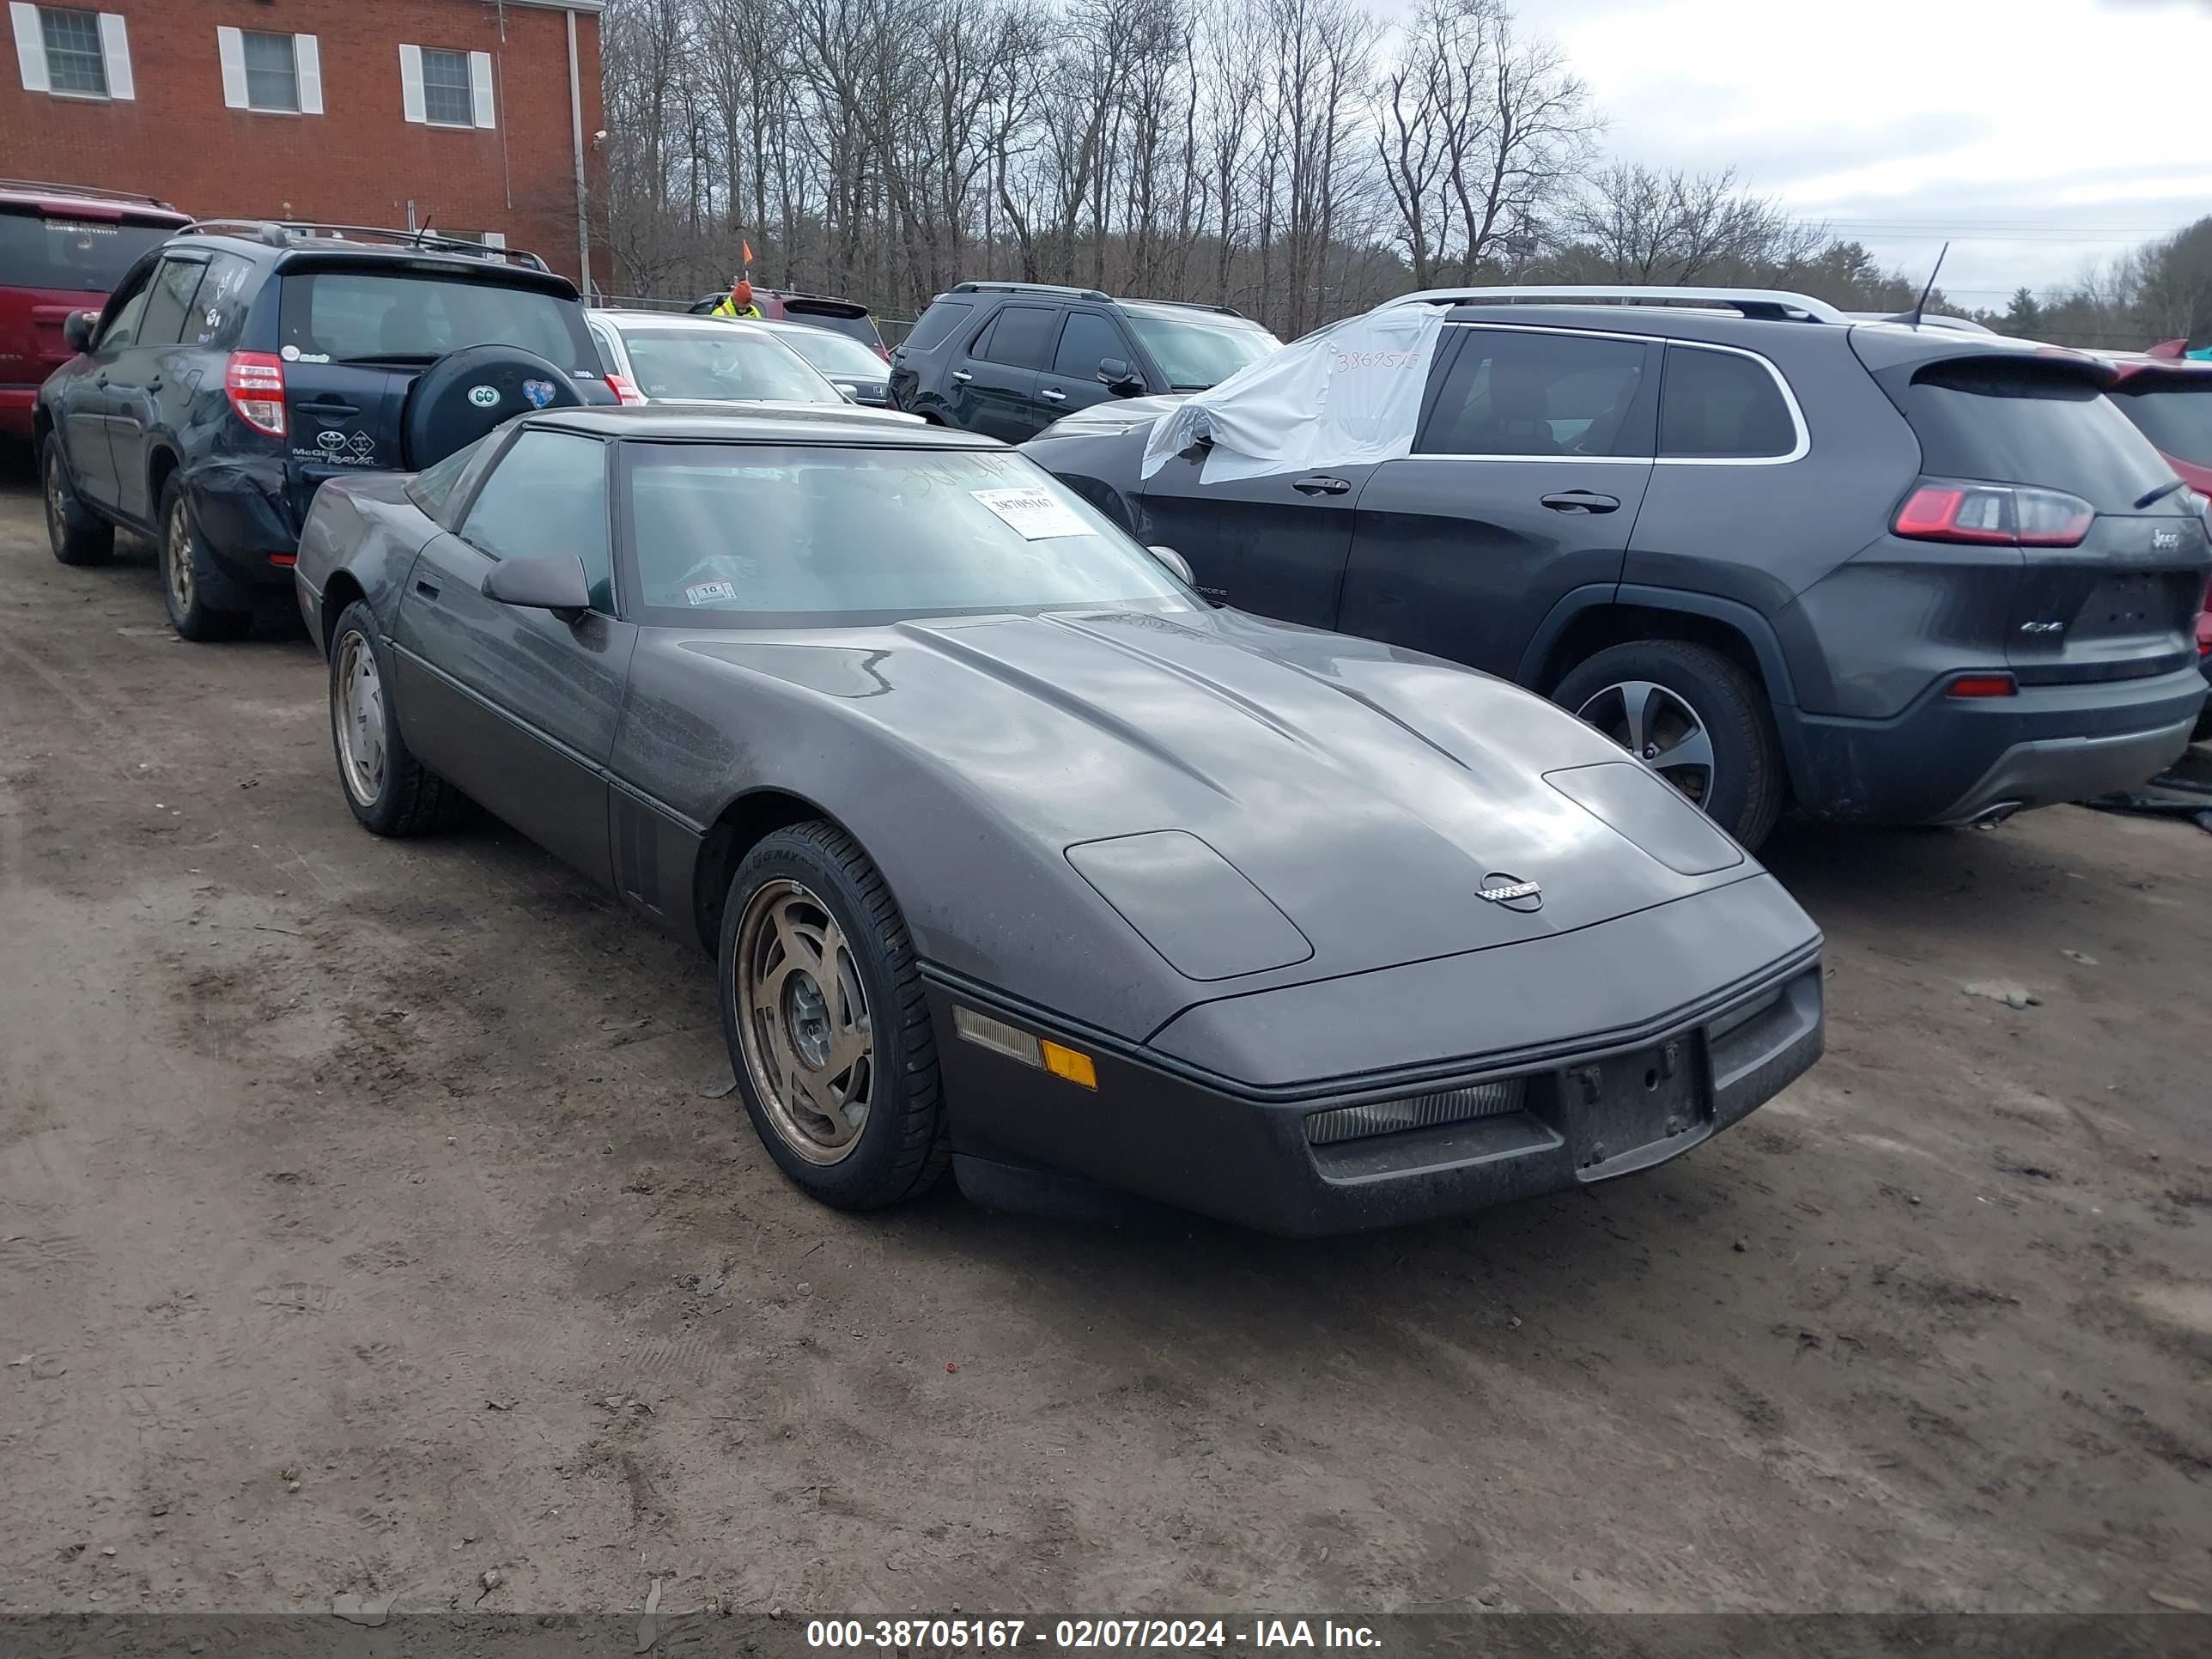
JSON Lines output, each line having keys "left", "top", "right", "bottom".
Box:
{"left": 1564, "top": 163, "right": 1823, "bottom": 285}
{"left": 592, "top": 0, "right": 1948, "bottom": 337}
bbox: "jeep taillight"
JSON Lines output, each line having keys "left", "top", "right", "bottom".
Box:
{"left": 605, "top": 371, "right": 646, "bottom": 406}
{"left": 224, "top": 352, "right": 287, "bottom": 437}
{"left": 1893, "top": 477, "right": 2093, "bottom": 548}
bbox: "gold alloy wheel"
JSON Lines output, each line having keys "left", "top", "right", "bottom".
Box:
{"left": 733, "top": 879, "right": 874, "bottom": 1164}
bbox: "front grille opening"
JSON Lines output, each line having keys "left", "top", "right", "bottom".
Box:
{"left": 1304, "top": 1079, "right": 1527, "bottom": 1146}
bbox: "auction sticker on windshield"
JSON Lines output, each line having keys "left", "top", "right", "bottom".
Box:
{"left": 972, "top": 487, "right": 1091, "bottom": 540}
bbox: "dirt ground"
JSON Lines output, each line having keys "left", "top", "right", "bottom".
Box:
{"left": 2, "top": 463, "right": 2209, "bottom": 1624}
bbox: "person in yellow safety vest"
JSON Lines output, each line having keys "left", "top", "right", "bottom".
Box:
{"left": 711, "top": 277, "right": 763, "bottom": 320}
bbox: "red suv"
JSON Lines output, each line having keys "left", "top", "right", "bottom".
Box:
{"left": 0, "top": 180, "right": 191, "bottom": 445}
{"left": 2104, "top": 353, "right": 2212, "bottom": 738}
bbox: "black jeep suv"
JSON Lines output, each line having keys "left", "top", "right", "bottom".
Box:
{"left": 1026, "top": 287, "right": 2211, "bottom": 848}
{"left": 35, "top": 221, "right": 614, "bottom": 640}
{"left": 889, "top": 280, "right": 1279, "bottom": 441}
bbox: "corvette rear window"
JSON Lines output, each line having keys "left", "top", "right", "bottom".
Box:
{"left": 407, "top": 433, "right": 490, "bottom": 520}
{"left": 621, "top": 444, "right": 1192, "bottom": 624}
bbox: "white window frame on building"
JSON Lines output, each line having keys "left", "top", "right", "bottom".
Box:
{"left": 398, "top": 44, "right": 495, "bottom": 131}
{"left": 9, "top": 3, "right": 133, "bottom": 100}
{"left": 217, "top": 26, "right": 322, "bottom": 116}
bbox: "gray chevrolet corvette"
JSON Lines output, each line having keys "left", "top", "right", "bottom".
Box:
{"left": 295, "top": 403, "right": 1825, "bottom": 1235}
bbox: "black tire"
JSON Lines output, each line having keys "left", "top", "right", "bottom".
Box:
{"left": 1553, "top": 639, "right": 1785, "bottom": 851}
{"left": 326, "top": 600, "right": 467, "bottom": 836}
{"left": 157, "top": 477, "right": 253, "bottom": 641}
{"left": 2193, "top": 705, "right": 2211, "bottom": 745}
{"left": 41, "top": 434, "right": 113, "bottom": 566}
{"left": 718, "top": 821, "right": 947, "bottom": 1210}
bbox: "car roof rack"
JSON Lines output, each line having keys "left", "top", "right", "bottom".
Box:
{"left": 951, "top": 280, "right": 1113, "bottom": 303}
{"left": 1383, "top": 284, "right": 1851, "bottom": 325}
{"left": 1122, "top": 296, "right": 1247, "bottom": 319}
{"left": 1847, "top": 310, "right": 1995, "bottom": 336}
{"left": 0, "top": 177, "right": 179, "bottom": 210}
{"left": 179, "top": 219, "right": 552, "bottom": 272}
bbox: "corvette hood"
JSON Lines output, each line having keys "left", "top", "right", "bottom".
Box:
{"left": 680, "top": 606, "right": 1774, "bottom": 996}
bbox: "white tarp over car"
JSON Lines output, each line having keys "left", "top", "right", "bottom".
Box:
{"left": 1139, "top": 304, "right": 1449, "bottom": 484}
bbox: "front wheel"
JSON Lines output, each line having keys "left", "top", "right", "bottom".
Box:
{"left": 718, "top": 822, "right": 947, "bottom": 1210}
{"left": 158, "top": 478, "right": 253, "bottom": 641}
{"left": 1553, "top": 640, "right": 1785, "bottom": 850}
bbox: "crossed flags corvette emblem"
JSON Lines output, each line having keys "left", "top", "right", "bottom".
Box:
{"left": 1476, "top": 875, "right": 1542, "bottom": 908}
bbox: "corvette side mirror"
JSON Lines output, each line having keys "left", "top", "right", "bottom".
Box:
{"left": 482, "top": 554, "right": 592, "bottom": 622}
{"left": 64, "top": 311, "right": 96, "bottom": 354}
{"left": 1147, "top": 544, "right": 1194, "bottom": 586}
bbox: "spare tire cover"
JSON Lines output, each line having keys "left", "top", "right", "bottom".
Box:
{"left": 403, "top": 344, "right": 586, "bottom": 468}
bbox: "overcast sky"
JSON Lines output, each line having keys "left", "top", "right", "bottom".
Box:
{"left": 1523, "top": 0, "right": 2210, "bottom": 306}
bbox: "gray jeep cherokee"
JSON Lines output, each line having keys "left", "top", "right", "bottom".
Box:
{"left": 1025, "top": 286, "right": 2210, "bottom": 848}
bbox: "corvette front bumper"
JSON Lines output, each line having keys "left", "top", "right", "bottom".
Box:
{"left": 927, "top": 885, "right": 1825, "bottom": 1237}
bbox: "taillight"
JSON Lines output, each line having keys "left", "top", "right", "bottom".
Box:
{"left": 605, "top": 371, "right": 646, "bottom": 406}
{"left": 224, "top": 351, "right": 286, "bottom": 437}
{"left": 1893, "top": 477, "right": 2094, "bottom": 549}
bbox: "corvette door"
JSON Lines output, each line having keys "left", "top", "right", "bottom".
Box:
{"left": 390, "top": 428, "right": 635, "bottom": 884}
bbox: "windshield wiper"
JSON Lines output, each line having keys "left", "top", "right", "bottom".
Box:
{"left": 2133, "top": 477, "right": 2190, "bottom": 510}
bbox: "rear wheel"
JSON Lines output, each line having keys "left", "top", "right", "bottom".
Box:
{"left": 718, "top": 822, "right": 947, "bottom": 1210}
{"left": 327, "top": 600, "right": 466, "bottom": 836}
{"left": 42, "top": 436, "right": 112, "bottom": 566}
{"left": 1553, "top": 639, "right": 1785, "bottom": 850}
{"left": 158, "top": 479, "right": 252, "bottom": 641}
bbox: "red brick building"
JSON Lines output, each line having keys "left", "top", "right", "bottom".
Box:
{"left": 3, "top": 0, "right": 605, "bottom": 287}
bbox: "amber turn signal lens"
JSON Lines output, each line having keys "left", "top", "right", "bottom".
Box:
{"left": 1039, "top": 1041, "right": 1098, "bottom": 1091}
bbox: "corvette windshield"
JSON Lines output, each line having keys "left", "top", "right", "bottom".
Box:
{"left": 624, "top": 444, "right": 1192, "bottom": 623}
